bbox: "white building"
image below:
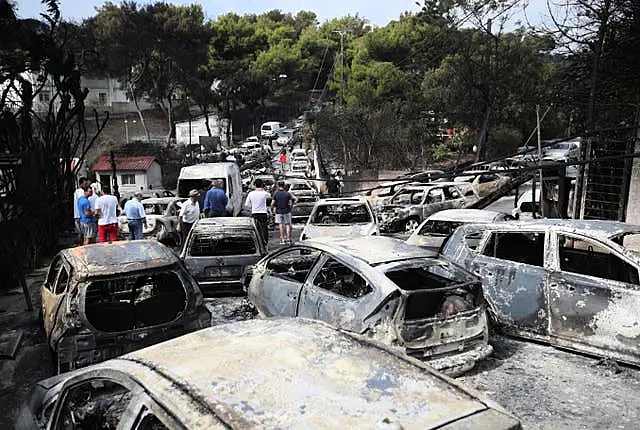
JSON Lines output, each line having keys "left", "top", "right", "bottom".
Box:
{"left": 92, "top": 156, "right": 162, "bottom": 195}
{"left": 175, "top": 114, "right": 231, "bottom": 147}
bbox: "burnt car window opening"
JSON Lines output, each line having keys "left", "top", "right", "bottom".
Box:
{"left": 46, "top": 256, "right": 63, "bottom": 290}
{"left": 85, "top": 272, "right": 187, "bottom": 332}
{"left": 311, "top": 204, "right": 371, "bottom": 224}
{"left": 190, "top": 232, "right": 257, "bottom": 257}
{"left": 443, "top": 186, "right": 460, "bottom": 199}
{"left": 393, "top": 189, "right": 419, "bottom": 205}
{"left": 266, "top": 249, "right": 321, "bottom": 282}
{"left": 56, "top": 379, "right": 132, "bottom": 429}
{"left": 54, "top": 265, "right": 70, "bottom": 295}
{"left": 138, "top": 410, "right": 170, "bottom": 429}
{"left": 386, "top": 266, "right": 481, "bottom": 320}
{"left": 419, "top": 220, "right": 463, "bottom": 237}
{"left": 463, "top": 231, "right": 484, "bottom": 250}
{"left": 313, "top": 258, "right": 372, "bottom": 299}
{"left": 142, "top": 204, "right": 169, "bottom": 215}
{"left": 483, "top": 232, "right": 544, "bottom": 267}
{"left": 291, "top": 183, "right": 311, "bottom": 191}
{"left": 558, "top": 234, "right": 639, "bottom": 284}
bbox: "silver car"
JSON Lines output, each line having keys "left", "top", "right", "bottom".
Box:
{"left": 17, "top": 319, "right": 520, "bottom": 430}
{"left": 377, "top": 182, "right": 477, "bottom": 233}
{"left": 441, "top": 219, "right": 640, "bottom": 367}
{"left": 181, "top": 217, "right": 267, "bottom": 296}
{"left": 300, "top": 197, "right": 379, "bottom": 240}
{"left": 248, "top": 236, "right": 492, "bottom": 375}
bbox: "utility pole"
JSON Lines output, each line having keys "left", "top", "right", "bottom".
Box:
{"left": 536, "top": 104, "right": 545, "bottom": 218}
{"left": 333, "top": 30, "right": 347, "bottom": 106}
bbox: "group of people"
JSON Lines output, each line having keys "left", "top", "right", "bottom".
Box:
{"left": 176, "top": 179, "right": 229, "bottom": 242}
{"left": 74, "top": 177, "right": 159, "bottom": 245}
{"left": 245, "top": 178, "right": 297, "bottom": 245}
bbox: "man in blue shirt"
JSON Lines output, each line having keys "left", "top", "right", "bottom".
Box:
{"left": 77, "top": 187, "right": 96, "bottom": 245}
{"left": 204, "top": 179, "right": 228, "bottom": 217}
{"left": 123, "top": 192, "right": 147, "bottom": 240}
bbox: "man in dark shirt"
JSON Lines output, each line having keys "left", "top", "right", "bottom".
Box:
{"left": 325, "top": 174, "right": 342, "bottom": 198}
{"left": 271, "top": 181, "right": 297, "bottom": 244}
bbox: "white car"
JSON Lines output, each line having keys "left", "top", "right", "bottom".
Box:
{"left": 118, "top": 197, "right": 186, "bottom": 245}
{"left": 290, "top": 148, "right": 308, "bottom": 161}
{"left": 289, "top": 160, "right": 310, "bottom": 177}
{"left": 299, "top": 197, "right": 379, "bottom": 240}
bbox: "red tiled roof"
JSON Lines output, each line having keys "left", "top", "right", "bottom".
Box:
{"left": 92, "top": 156, "right": 156, "bottom": 172}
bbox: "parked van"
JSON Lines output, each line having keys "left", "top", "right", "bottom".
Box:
{"left": 177, "top": 163, "right": 242, "bottom": 216}
{"left": 260, "top": 121, "right": 285, "bottom": 139}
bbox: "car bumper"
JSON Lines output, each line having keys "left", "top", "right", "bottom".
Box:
{"left": 410, "top": 342, "right": 493, "bottom": 377}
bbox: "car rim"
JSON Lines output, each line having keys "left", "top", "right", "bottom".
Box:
{"left": 405, "top": 219, "right": 419, "bottom": 232}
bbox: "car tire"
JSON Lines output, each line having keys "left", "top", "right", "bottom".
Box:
{"left": 404, "top": 218, "right": 420, "bottom": 233}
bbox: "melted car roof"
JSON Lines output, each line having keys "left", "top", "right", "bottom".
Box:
{"left": 305, "top": 236, "right": 438, "bottom": 265}
{"left": 63, "top": 240, "right": 178, "bottom": 277}
{"left": 120, "top": 318, "right": 490, "bottom": 428}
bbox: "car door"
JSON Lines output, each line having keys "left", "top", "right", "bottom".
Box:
{"left": 471, "top": 229, "right": 551, "bottom": 337}
{"left": 548, "top": 232, "right": 640, "bottom": 361}
{"left": 41, "top": 255, "right": 71, "bottom": 340}
{"left": 253, "top": 248, "right": 321, "bottom": 317}
{"left": 298, "top": 255, "right": 375, "bottom": 333}
{"left": 422, "top": 187, "right": 446, "bottom": 219}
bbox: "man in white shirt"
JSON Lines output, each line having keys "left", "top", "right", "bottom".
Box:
{"left": 245, "top": 178, "right": 271, "bottom": 246}
{"left": 178, "top": 189, "right": 201, "bottom": 242}
{"left": 95, "top": 188, "right": 120, "bottom": 243}
{"left": 73, "top": 177, "right": 88, "bottom": 246}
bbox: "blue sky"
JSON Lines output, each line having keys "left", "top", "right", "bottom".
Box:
{"left": 15, "top": 0, "right": 550, "bottom": 27}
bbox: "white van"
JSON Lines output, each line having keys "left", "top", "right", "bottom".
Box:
{"left": 260, "top": 121, "right": 285, "bottom": 139}
{"left": 177, "top": 163, "right": 242, "bottom": 216}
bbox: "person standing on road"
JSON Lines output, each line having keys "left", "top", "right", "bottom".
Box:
{"left": 123, "top": 192, "right": 147, "bottom": 240}
{"left": 73, "top": 177, "right": 88, "bottom": 246}
{"left": 77, "top": 187, "right": 97, "bottom": 246}
{"left": 271, "top": 181, "right": 297, "bottom": 245}
{"left": 178, "top": 189, "right": 201, "bottom": 243}
{"left": 204, "top": 179, "right": 228, "bottom": 217}
{"left": 245, "top": 178, "right": 271, "bottom": 246}
{"left": 324, "top": 173, "right": 342, "bottom": 198}
{"left": 95, "top": 188, "right": 120, "bottom": 243}
{"left": 279, "top": 147, "right": 287, "bottom": 171}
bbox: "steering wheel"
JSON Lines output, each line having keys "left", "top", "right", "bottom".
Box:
{"left": 322, "top": 216, "right": 335, "bottom": 224}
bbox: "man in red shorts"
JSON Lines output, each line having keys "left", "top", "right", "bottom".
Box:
{"left": 94, "top": 187, "right": 120, "bottom": 243}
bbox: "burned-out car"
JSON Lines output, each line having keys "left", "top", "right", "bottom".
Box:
{"left": 118, "top": 197, "right": 186, "bottom": 246}
{"left": 17, "top": 319, "right": 521, "bottom": 430}
{"left": 441, "top": 219, "right": 640, "bottom": 366}
{"left": 377, "top": 182, "right": 478, "bottom": 233}
{"left": 180, "top": 217, "right": 267, "bottom": 296}
{"left": 288, "top": 178, "right": 319, "bottom": 222}
{"left": 248, "top": 236, "right": 492, "bottom": 374}
{"left": 406, "top": 209, "right": 512, "bottom": 251}
{"left": 299, "top": 197, "right": 379, "bottom": 240}
{"left": 40, "top": 241, "right": 210, "bottom": 373}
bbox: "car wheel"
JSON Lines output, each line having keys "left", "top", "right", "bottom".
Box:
{"left": 404, "top": 218, "right": 420, "bottom": 233}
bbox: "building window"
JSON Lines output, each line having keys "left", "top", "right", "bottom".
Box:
{"left": 38, "top": 92, "right": 50, "bottom": 102}
{"left": 121, "top": 174, "right": 136, "bottom": 185}
{"left": 98, "top": 92, "right": 107, "bottom": 105}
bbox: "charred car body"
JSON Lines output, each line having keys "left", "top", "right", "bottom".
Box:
{"left": 377, "top": 182, "right": 478, "bottom": 233}
{"left": 299, "top": 197, "right": 379, "bottom": 240}
{"left": 118, "top": 197, "right": 186, "bottom": 245}
{"left": 442, "top": 219, "right": 640, "bottom": 367}
{"left": 248, "top": 236, "right": 492, "bottom": 374}
{"left": 18, "top": 319, "right": 520, "bottom": 430}
{"left": 406, "top": 209, "right": 512, "bottom": 251}
{"left": 181, "top": 217, "right": 267, "bottom": 296}
{"left": 40, "top": 241, "right": 210, "bottom": 373}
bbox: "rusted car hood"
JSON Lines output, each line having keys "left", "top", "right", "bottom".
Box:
{"left": 122, "top": 318, "right": 494, "bottom": 429}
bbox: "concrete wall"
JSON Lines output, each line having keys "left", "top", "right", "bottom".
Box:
{"left": 175, "top": 115, "right": 231, "bottom": 146}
